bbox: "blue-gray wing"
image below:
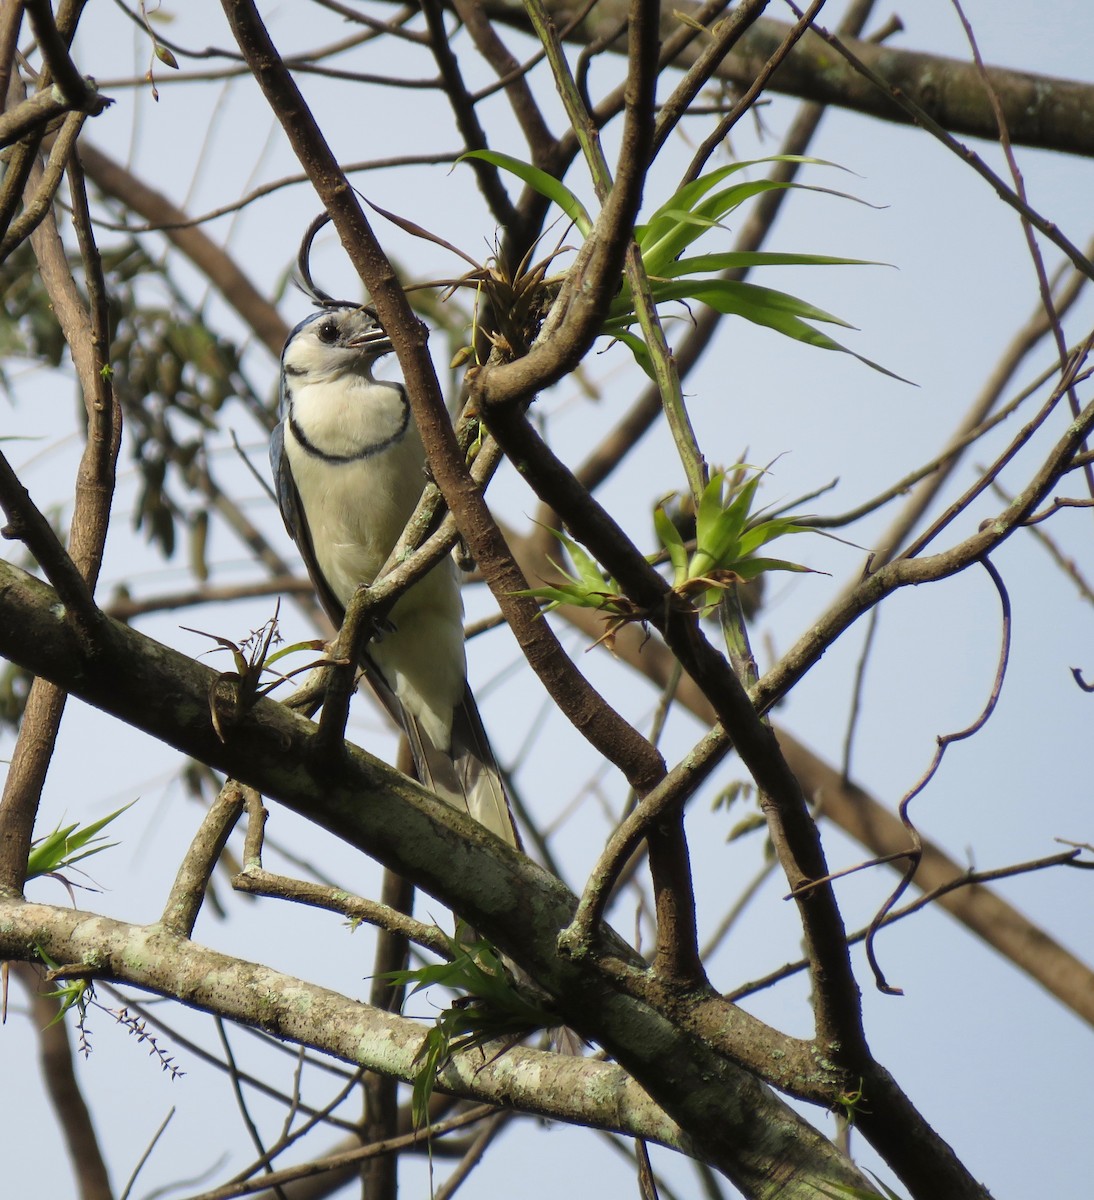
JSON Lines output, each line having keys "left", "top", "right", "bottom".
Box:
{"left": 269, "top": 421, "right": 296, "bottom": 533}
{"left": 269, "top": 419, "right": 346, "bottom": 628}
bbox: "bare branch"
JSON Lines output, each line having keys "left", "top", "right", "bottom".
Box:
{"left": 0, "top": 87, "right": 121, "bottom": 894}
{"left": 731, "top": 848, "right": 1091, "bottom": 1000}
{"left": 183, "top": 1106, "right": 498, "bottom": 1200}
{"left": 788, "top": 2, "right": 1094, "bottom": 280}
{"left": 469, "top": 0, "right": 1094, "bottom": 158}
{"left": 232, "top": 866, "right": 451, "bottom": 958}
{"left": 162, "top": 781, "right": 248, "bottom": 936}
{"left": 419, "top": 0, "right": 518, "bottom": 227}
{"left": 678, "top": 0, "right": 824, "bottom": 184}
{"left": 950, "top": 0, "right": 1094, "bottom": 501}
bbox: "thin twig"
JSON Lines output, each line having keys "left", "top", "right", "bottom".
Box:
{"left": 950, "top": 0, "right": 1094, "bottom": 504}
{"left": 698, "top": 853, "right": 779, "bottom": 961}
{"left": 118, "top": 1107, "right": 177, "bottom": 1200}
{"left": 785, "top": 0, "right": 1094, "bottom": 281}
{"left": 864, "top": 556, "right": 1012, "bottom": 994}
{"left": 181, "top": 1106, "right": 500, "bottom": 1200}
{"left": 98, "top": 986, "right": 365, "bottom": 1133}
{"left": 679, "top": 0, "right": 827, "bottom": 185}
{"left": 361, "top": 857, "right": 415, "bottom": 1200}
{"left": 230, "top": 1062, "right": 367, "bottom": 1190}
{"left": 232, "top": 867, "right": 453, "bottom": 958}
{"left": 840, "top": 605, "right": 880, "bottom": 784}
{"left": 987, "top": 479, "right": 1094, "bottom": 605}
{"left": 432, "top": 1112, "right": 511, "bottom": 1200}
{"left": 727, "top": 847, "right": 1089, "bottom": 1002}
{"left": 900, "top": 338, "right": 1093, "bottom": 560}
{"left": 420, "top": 0, "right": 517, "bottom": 227}
{"left": 216, "top": 1017, "right": 290, "bottom": 1200}
{"left": 651, "top": 0, "right": 771, "bottom": 164}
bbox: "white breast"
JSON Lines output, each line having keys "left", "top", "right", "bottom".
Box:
{"left": 285, "top": 374, "right": 467, "bottom": 748}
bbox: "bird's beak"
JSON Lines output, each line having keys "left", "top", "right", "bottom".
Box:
{"left": 347, "top": 326, "right": 394, "bottom": 355}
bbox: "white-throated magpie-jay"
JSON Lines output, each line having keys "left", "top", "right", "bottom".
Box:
{"left": 271, "top": 304, "right": 519, "bottom": 847}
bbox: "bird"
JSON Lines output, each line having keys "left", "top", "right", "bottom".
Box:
{"left": 270, "top": 303, "right": 520, "bottom": 849}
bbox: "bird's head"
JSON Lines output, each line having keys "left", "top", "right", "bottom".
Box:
{"left": 281, "top": 306, "right": 394, "bottom": 382}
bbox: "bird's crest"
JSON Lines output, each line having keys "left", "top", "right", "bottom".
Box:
{"left": 296, "top": 212, "right": 380, "bottom": 325}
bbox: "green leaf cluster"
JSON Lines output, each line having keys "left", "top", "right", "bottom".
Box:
{"left": 26, "top": 802, "right": 134, "bottom": 881}
{"left": 655, "top": 469, "right": 815, "bottom": 609}
{"left": 463, "top": 152, "right": 899, "bottom": 378}
{"left": 34, "top": 945, "right": 93, "bottom": 1028}
{"left": 385, "top": 928, "right": 561, "bottom": 1128}
{"left": 515, "top": 527, "right": 636, "bottom": 619}
{"left": 612, "top": 158, "right": 899, "bottom": 376}
{"left": 518, "top": 469, "right": 815, "bottom": 632}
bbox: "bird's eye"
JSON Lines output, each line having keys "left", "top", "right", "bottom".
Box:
{"left": 316, "top": 319, "right": 340, "bottom": 345}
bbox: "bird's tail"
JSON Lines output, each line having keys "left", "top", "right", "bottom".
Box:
{"left": 380, "top": 678, "right": 582, "bottom": 1052}
{"left": 401, "top": 683, "right": 521, "bottom": 849}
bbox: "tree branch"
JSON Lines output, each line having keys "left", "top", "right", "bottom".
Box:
{"left": 504, "top": 525, "right": 1094, "bottom": 1029}
{"left": 221, "top": 0, "right": 667, "bottom": 794}
{"left": 467, "top": 0, "right": 1094, "bottom": 158}
{"left": 0, "top": 97, "right": 121, "bottom": 895}
{"left": 0, "top": 560, "right": 880, "bottom": 1197}
{"left": 2, "top": 901, "right": 687, "bottom": 1154}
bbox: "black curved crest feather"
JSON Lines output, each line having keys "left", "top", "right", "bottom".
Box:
{"left": 296, "top": 212, "right": 368, "bottom": 314}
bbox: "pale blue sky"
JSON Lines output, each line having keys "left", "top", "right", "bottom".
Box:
{"left": 4, "top": 3, "right": 1094, "bottom": 1197}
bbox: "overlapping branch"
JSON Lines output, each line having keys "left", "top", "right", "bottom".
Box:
{"left": 0, "top": 560, "right": 877, "bottom": 1197}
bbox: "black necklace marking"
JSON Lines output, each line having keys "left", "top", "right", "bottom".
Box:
{"left": 288, "top": 387, "right": 410, "bottom": 464}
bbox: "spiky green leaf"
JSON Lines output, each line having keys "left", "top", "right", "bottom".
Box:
{"left": 460, "top": 150, "right": 593, "bottom": 236}
{"left": 659, "top": 251, "right": 883, "bottom": 277}
{"left": 26, "top": 802, "right": 135, "bottom": 880}
{"left": 653, "top": 503, "right": 690, "bottom": 587}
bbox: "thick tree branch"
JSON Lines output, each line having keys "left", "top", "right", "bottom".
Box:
{"left": 467, "top": 0, "right": 1094, "bottom": 158}
{"left": 0, "top": 100, "right": 120, "bottom": 895}
{"left": 1, "top": 901, "right": 686, "bottom": 1154}
{"left": 0, "top": 560, "right": 881, "bottom": 1197}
